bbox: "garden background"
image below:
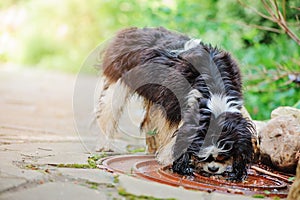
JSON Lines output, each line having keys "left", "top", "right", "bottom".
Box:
{"left": 1, "top": 0, "right": 299, "bottom": 120}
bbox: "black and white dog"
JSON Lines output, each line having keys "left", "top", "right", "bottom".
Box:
{"left": 97, "top": 27, "right": 256, "bottom": 181}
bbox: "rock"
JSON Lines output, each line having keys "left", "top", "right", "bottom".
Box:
{"left": 288, "top": 159, "right": 300, "bottom": 200}
{"left": 253, "top": 120, "right": 267, "bottom": 135}
{"left": 271, "top": 106, "right": 300, "bottom": 121}
{"left": 259, "top": 107, "right": 300, "bottom": 173}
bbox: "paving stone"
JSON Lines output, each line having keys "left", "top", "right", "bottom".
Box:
{"left": 56, "top": 168, "right": 114, "bottom": 184}
{"left": 0, "top": 151, "right": 44, "bottom": 192}
{"left": 0, "top": 177, "right": 27, "bottom": 193}
{"left": 0, "top": 182, "right": 107, "bottom": 200}
{"left": 118, "top": 174, "right": 257, "bottom": 200}
{"left": 0, "top": 142, "right": 90, "bottom": 164}
{"left": 2, "top": 142, "right": 89, "bottom": 154}
{"left": 0, "top": 67, "right": 75, "bottom": 136}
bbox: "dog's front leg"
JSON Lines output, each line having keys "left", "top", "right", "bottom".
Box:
{"left": 172, "top": 152, "right": 194, "bottom": 175}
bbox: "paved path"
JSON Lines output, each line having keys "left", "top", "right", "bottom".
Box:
{"left": 0, "top": 66, "right": 119, "bottom": 199}
{"left": 0, "top": 66, "right": 257, "bottom": 200}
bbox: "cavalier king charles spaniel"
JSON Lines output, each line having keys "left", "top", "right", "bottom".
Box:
{"left": 96, "top": 27, "right": 257, "bottom": 181}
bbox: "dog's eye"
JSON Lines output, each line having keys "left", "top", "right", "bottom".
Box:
{"left": 216, "top": 155, "right": 227, "bottom": 162}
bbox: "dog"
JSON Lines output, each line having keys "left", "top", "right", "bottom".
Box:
{"left": 97, "top": 27, "right": 256, "bottom": 181}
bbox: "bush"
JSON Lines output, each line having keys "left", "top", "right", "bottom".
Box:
{"left": 1, "top": 0, "right": 299, "bottom": 120}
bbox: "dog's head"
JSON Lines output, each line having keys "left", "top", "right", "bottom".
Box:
{"left": 195, "top": 112, "right": 254, "bottom": 175}
{"left": 173, "top": 111, "right": 255, "bottom": 180}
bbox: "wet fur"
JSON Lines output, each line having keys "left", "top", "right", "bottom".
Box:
{"left": 98, "top": 27, "right": 255, "bottom": 181}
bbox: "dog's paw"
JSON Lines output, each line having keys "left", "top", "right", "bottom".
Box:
{"left": 225, "top": 172, "right": 245, "bottom": 182}
{"left": 172, "top": 165, "right": 194, "bottom": 175}
{"left": 172, "top": 153, "right": 194, "bottom": 175}
{"left": 182, "top": 167, "right": 194, "bottom": 175}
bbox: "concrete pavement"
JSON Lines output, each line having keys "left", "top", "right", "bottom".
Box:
{"left": 0, "top": 65, "right": 119, "bottom": 199}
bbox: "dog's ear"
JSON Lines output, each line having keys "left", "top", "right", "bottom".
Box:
{"left": 231, "top": 119, "right": 255, "bottom": 181}
{"left": 231, "top": 153, "right": 250, "bottom": 181}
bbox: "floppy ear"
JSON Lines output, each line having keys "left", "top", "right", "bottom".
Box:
{"left": 231, "top": 153, "right": 250, "bottom": 181}
{"left": 231, "top": 119, "right": 255, "bottom": 181}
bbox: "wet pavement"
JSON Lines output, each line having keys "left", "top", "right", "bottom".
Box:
{"left": 0, "top": 65, "right": 268, "bottom": 200}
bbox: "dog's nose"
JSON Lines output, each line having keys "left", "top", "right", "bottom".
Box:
{"left": 208, "top": 166, "right": 219, "bottom": 173}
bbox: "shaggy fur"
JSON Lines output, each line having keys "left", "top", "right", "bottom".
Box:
{"left": 97, "top": 27, "right": 256, "bottom": 181}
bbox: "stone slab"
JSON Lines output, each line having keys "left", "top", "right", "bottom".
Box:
{"left": 118, "top": 174, "right": 259, "bottom": 200}
{"left": 56, "top": 168, "right": 114, "bottom": 184}
{"left": 0, "top": 182, "right": 106, "bottom": 200}
{"left": 0, "top": 150, "right": 44, "bottom": 192}
{"left": 0, "top": 177, "right": 27, "bottom": 193}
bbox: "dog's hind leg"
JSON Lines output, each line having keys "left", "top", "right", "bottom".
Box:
{"left": 140, "top": 101, "right": 180, "bottom": 164}
{"left": 140, "top": 101, "right": 158, "bottom": 154}
{"left": 96, "top": 78, "right": 132, "bottom": 152}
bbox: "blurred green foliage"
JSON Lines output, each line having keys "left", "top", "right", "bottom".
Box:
{"left": 1, "top": 0, "right": 299, "bottom": 120}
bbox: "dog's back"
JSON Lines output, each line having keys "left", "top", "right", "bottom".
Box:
{"left": 102, "top": 27, "right": 190, "bottom": 83}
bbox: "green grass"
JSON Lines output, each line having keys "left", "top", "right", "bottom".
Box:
{"left": 87, "top": 153, "right": 108, "bottom": 168}
{"left": 118, "top": 187, "right": 176, "bottom": 200}
{"left": 53, "top": 163, "right": 92, "bottom": 169}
